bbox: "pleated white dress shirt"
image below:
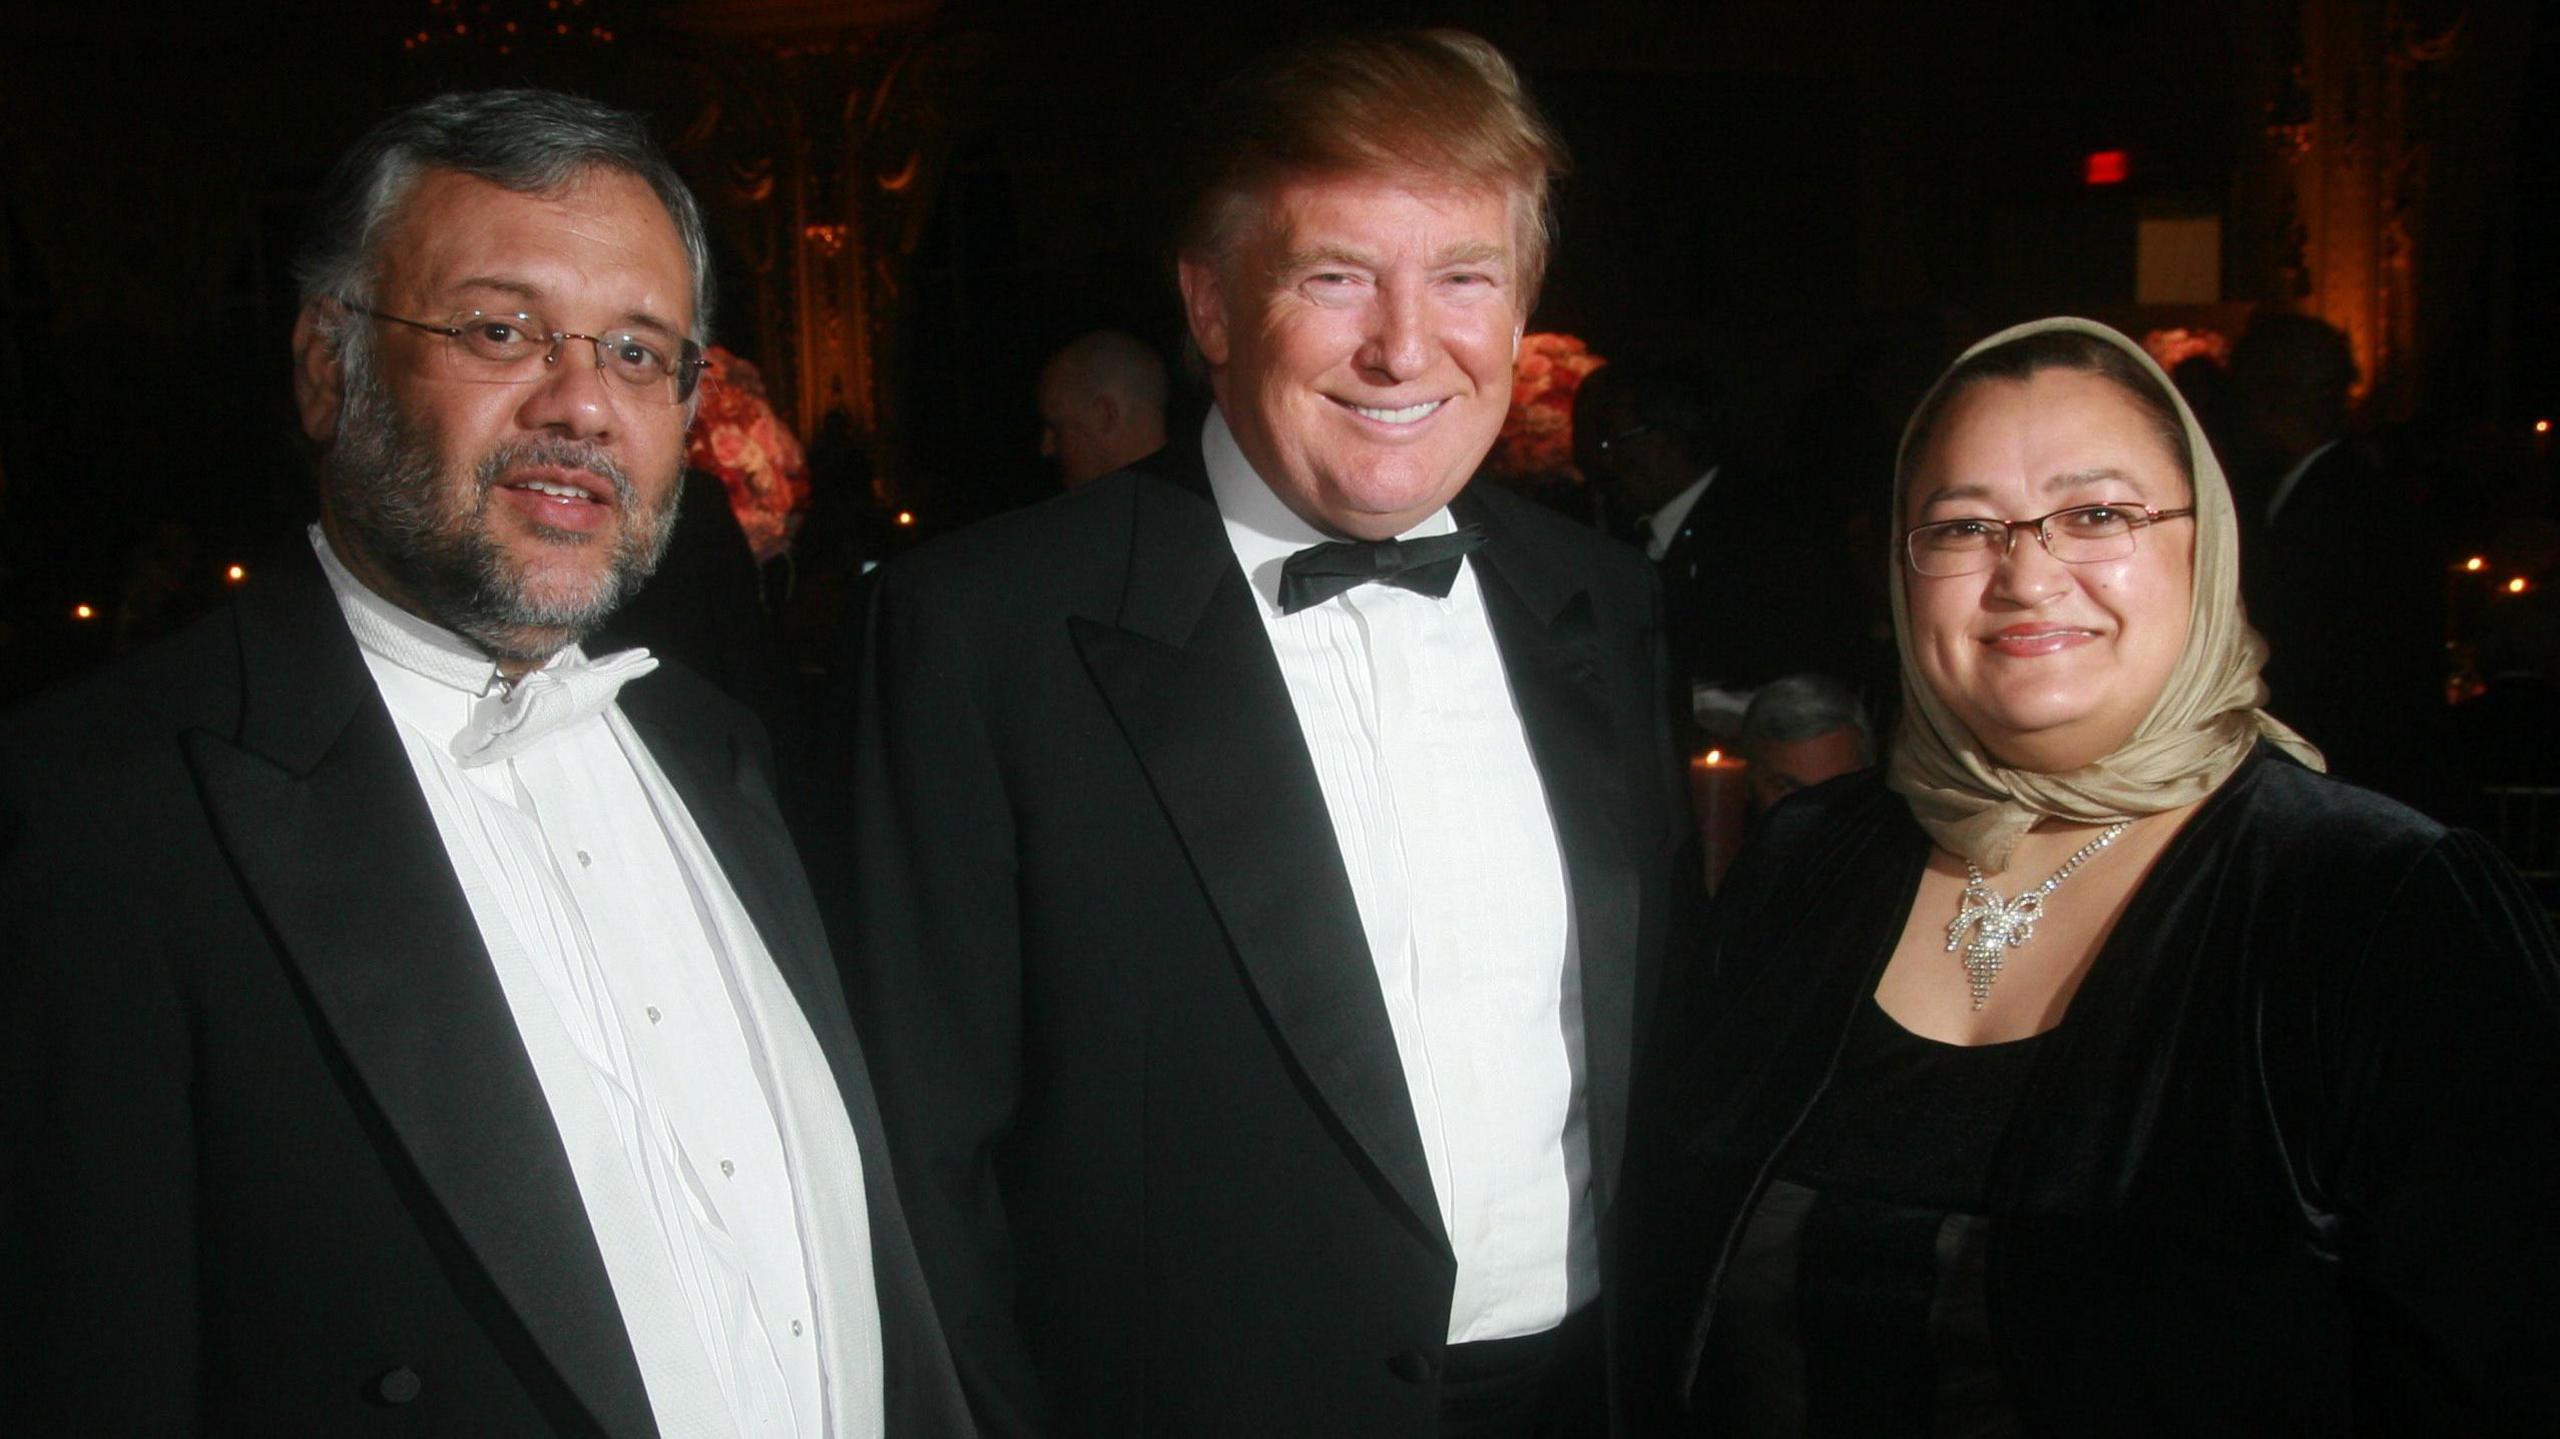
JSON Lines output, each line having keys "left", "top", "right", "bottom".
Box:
{"left": 315, "top": 528, "right": 882, "bottom": 1437}
{"left": 1203, "top": 413, "right": 1597, "bottom": 1344}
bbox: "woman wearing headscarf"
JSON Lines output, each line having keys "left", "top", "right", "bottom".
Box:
{"left": 1615, "top": 317, "right": 2560, "bottom": 1434}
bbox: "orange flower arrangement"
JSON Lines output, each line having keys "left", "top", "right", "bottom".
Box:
{"left": 1491, "top": 332, "right": 1607, "bottom": 480}
{"left": 684, "top": 347, "right": 810, "bottom": 562}
{"left": 2141, "top": 327, "right": 2231, "bottom": 372}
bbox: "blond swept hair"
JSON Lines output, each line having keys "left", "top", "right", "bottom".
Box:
{"left": 1177, "top": 29, "right": 1571, "bottom": 309}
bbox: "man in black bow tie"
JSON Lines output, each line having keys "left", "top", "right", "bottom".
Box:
{"left": 0, "top": 90, "right": 968, "bottom": 1436}
{"left": 843, "top": 29, "right": 1692, "bottom": 1438}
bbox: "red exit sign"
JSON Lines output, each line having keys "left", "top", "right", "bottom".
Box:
{"left": 2085, "top": 150, "right": 2130, "bottom": 186}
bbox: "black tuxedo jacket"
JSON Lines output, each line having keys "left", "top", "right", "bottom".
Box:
{"left": 0, "top": 552, "right": 970, "bottom": 1436}
{"left": 1653, "top": 468, "right": 1857, "bottom": 709}
{"left": 846, "top": 436, "right": 1693, "bottom": 1436}
{"left": 2244, "top": 438, "right": 2446, "bottom": 796}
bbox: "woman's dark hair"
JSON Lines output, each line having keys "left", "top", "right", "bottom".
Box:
{"left": 1899, "top": 330, "right": 2195, "bottom": 494}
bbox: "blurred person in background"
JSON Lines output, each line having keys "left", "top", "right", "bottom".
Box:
{"left": 2230, "top": 312, "right": 2445, "bottom": 807}
{"left": 1576, "top": 360, "right": 1844, "bottom": 741}
{"left": 1735, "top": 673, "right": 1873, "bottom": 817}
{"left": 1036, "top": 328, "right": 1168, "bottom": 488}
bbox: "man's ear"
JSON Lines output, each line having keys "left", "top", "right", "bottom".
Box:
{"left": 1177, "top": 255, "right": 1231, "bottom": 369}
{"left": 1091, "top": 392, "right": 1124, "bottom": 434}
{"left": 290, "top": 301, "right": 348, "bottom": 446}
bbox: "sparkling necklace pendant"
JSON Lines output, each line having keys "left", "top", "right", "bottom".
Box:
{"left": 1941, "top": 821, "right": 2132, "bottom": 1011}
{"left": 1946, "top": 881, "right": 2044, "bottom": 1010}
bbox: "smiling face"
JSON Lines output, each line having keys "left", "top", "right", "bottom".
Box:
{"left": 293, "top": 166, "right": 695, "bottom": 670}
{"left": 1903, "top": 366, "right": 2197, "bottom": 772}
{"left": 1180, "top": 173, "right": 1522, "bottom": 539}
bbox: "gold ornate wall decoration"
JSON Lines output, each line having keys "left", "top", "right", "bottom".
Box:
{"left": 2262, "top": 0, "right": 2470, "bottom": 419}
{"left": 666, "top": 4, "right": 967, "bottom": 496}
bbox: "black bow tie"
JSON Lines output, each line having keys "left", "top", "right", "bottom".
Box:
{"left": 1275, "top": 525, "right": 1488, "bottom": 615}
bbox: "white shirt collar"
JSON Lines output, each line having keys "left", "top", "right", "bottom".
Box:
{"left": 311, "top": 524, "right": 512, "bottom": 699}
{"left": 1645, "top": 467, "right": 1717, "bottom": 562}
{"left": 1201, "top": 407, "right": 1458, "bottom": 617}
{"left": 311, "top": 525, "right": 600, "bottom": 750}
{"left": 2264, "top": 437, "right": 2343, "bottom": 528}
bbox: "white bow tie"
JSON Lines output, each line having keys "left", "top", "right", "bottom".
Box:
{"left": 452, "top": 648, "right": 659, "bottom": 768}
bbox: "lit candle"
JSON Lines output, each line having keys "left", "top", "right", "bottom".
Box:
{"left": 1688, "top": 748, "right": 1750, "bottom": 893}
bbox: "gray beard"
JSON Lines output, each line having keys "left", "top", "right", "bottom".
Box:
{"left": 321, "top": 343, "right": 678, "bottom": 665}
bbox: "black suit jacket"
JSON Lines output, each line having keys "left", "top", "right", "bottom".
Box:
{"left": 0, "top": 551, "right": 970, "bottom": 1436}
{"left": 1652, "top": 468, "right": 1859, "bottom": 715}
{"left": 845, "top": 436, "right": 1693, "bottom": 1436}
{"left": 2242, "top": 437, "right": 2447, "bottom": 807}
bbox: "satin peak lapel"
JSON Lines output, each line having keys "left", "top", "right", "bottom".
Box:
{"left": 1068, "top": 477, "right": 1449, "bottom": 1252}
{"left": 182, "top": 569, "right": 654, "bottom": 1437}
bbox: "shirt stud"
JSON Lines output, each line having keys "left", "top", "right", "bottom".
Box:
{"left": 720, "top": 1159, "right": 735, "bottom": 1177}
{"left": 646, "top": 1006, "right": 662, "bottom": 1024}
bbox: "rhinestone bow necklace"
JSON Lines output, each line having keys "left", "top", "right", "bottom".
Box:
{"left": 1943, "top": 821, "right": 2132, "bottom": 1010}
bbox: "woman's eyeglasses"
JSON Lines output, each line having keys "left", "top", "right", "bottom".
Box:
{"left": 1904, "top": 503, "right": 2195, "bottom": 577}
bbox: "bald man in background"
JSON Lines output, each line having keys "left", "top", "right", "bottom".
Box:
{"left": 1036, "top": 329, "right": 1168, "bottom": 488}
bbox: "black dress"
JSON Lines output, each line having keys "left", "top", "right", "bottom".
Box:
{"left": 1617, "top": 748, "right": 2560, "bottom": 1435}
{"left": 1702, "top": 999, "right": 2039, "bottom": 1437}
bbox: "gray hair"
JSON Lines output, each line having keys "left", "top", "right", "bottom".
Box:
{"left": 1740, "top": 674, "right": 1874, "bottom": 757}
{"left": 295, "top": 89, "right": 713, "bottom": 345}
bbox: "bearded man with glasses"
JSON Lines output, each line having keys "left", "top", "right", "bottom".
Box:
{"left": 0, "top": 89, "right": 969, "bottom": 1436}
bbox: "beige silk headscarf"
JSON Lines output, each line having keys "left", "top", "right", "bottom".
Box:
{"left": 1885, "top": 316, "right": 2324, "bottom": 872}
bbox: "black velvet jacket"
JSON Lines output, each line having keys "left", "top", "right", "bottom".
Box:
{"left": 1617, "top": 748, "right": 2560, "bottom": 1434}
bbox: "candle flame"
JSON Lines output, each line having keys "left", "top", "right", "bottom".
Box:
{"left": 2465, "top": 556, "right": 2487, "bottom": 572}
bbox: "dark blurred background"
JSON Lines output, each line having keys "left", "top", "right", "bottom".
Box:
{"left": 2, "top": 0, "right": 2554, "bottom": 700}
